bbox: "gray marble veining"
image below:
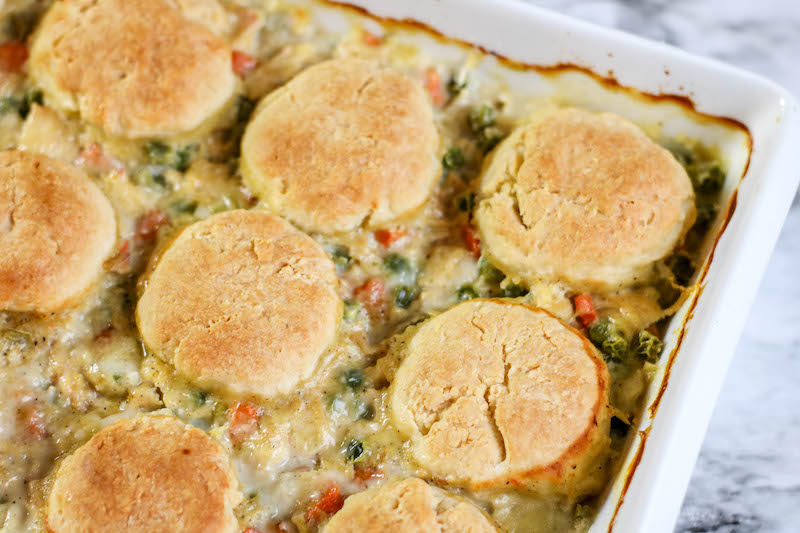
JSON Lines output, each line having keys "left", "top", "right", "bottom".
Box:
{"left": 523, "top": 1, "right": 800, "bottom": 531}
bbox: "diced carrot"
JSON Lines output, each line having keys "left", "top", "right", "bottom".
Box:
{"left": 374, "top": 228, "right": 407, "bottom": 248}
{"left": 229, "top": 401, "right": 262, "bottom": 445}
{"left": 18, "top": 404, "right": 46, "bottom": 440}
{"left": 305, "top": 484, "right": 345, "bottom": 524}
{"left": 135, "top": 210, "right": 168, "bottom": 244}
{"left": 463, "top": 226, "right": 481, "bottom": 259}
{"left": 353, "top": 278, "right": 385, "bottom": 311}
{"left": 573, "top": 293, "right": 597, "bottom": 327}
{"left": 232, "top": 50, "right": 258, "bottom": 77}
{"left": 0, "top": 41, "right": 28, "bottom": 73}
{"left": 362, "top": 30, "right": 382, "bottom": 46}
{"left": 424, "top": 66, "right": 445, "bottom": 106}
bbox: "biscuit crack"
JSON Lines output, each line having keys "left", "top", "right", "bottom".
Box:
{"left": 483, "top": 386, "right": 507, "bottom": 463}
{"left": 4, "top": 181, "right": 17, "bottom": 234}
{"left": 418, "top": 396, "right": 459, "bottom": 436}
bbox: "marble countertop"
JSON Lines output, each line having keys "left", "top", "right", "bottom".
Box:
{"left": 522, "top": 1, "right": 800, "bottom": 531}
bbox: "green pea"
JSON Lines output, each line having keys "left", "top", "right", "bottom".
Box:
{"left": 394, "top": 286, "right": 419, "bottom": 309}
{"left": 442, "top": 147, "right": 465, "bottom": 171}
{"left": 342, "top": 368, "right": 364, "bottom": 390}
{"left": 667, "top": 145, "right": 694, "bottom": 168}
{"left": 454, "top": 192, "right": 475, "bottom": 213}
{"left": 1, "top": 90, "right": 43, "bottom": 119}
{"left": 479, "top": 259, "right": 505, "bottom": 284}
{"left": 588, "top": 318, "right": 616, "bottom": 345}
{"left": 19, "top": 89, "right": 42, "bottom": 118}
{"left": 236, "top": 95, "right": 256, "bottom": 123}
{"left": 345, "top": 439, "right": 364, "bottom": 462}
{"left": 383, "top": 253, "right": 411, "bottom": 276}
{"left": 132, "top": 166, "right": 167, "bottom": 189}
{"left": 631, "top": 330, "right": 664, "bottom": 364}
{"left": 146, "top": 142, "right": 196, "bottom": 171}
{"left": 602, "top": 335, "right": 628, "bottom": 363}
{"left": 690, "top": 162, "right": 725, "bottom": 194}
{"left": 468, "top": 104, "right": 496, "bottom": 132}
{"left": 478, "top": 127, "right": 503, "bottom": 154}
{"left": 446, "top": 75, "right": 467, "bottom": 97}
{"left": 169, "top": 199, "right": 198, "bottom": 215}
{"left": 146, "top": 141, "right": 170, "bottom": 164}
{"left": 343, "top": 300, "right": 361, "bottom": 321}
{"left": 173, "top": 145, "right": 197, "bottom": 172}
{"left": 328, "top": 245, "right": 352, "bottom": 273}
{"left": 356, "top": 401, "right": 375, "bottom": 420}
{"left": 502, "top": 284, "right": 528, "bottom": 298}
{"left": 693, "top": 200, "right": 717, "bottom": 232}
{"left": 456, "top": 285, "right": 478, "bottom": 302}
{"left": 192, "top": 390, "right": 208, "bottom": 407}
{"left": 666, "top": 253, "right": 695, "bottom": 286}
{"left": 589, "top": 318, "right": 628, "bottom": 363}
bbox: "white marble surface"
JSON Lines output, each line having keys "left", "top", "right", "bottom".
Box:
{"left": 521, "top": 1, "right": 800, "bottom": 531}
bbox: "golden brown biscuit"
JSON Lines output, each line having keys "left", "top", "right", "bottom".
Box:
{"left": 241, "top": 58, "right": 439, "bottom": 234}
{"left": 30, "top": 0, "right": 236, "bottom": 138}
{"left": 47, "top": 416, "right": 241, "bottom": 533}
{"left": 476, "top": 107, "right": 696, "bottom": 289}
{"left": 322, "top": 478, "right": 497, "bottom": 533}
{"left": 388, "top": 299, "right": 610, "bottom": 496}
{"left": 136, "top": 210, "right": 341, "bottom": 398}
{"left": 0, "top": 150, "right": 116, "bottom": 312}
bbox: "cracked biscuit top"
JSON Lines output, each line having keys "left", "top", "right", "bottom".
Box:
{"left": 29, "top": 0, "right": 236, "bottom": 138}
{"left": 475, "top": 107, "right": 696, "bottom": 290}
{"left": 136, "top": 210, "right": 341, "bottom": 398}
{"left": 322, "top": 478, "right": 497, "bottom": 533}
{"left": 241, "top": 58, "right": 440, "bottom": 234}
{"left": 387, "top": 299, "right": 611, "bottom": 496}
{"left": 0, "top": 150, "right": 116, "bottom": 312}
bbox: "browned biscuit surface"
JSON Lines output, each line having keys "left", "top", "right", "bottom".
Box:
{"left": 322, "top": 478, "right": 497, "bottom": 533}
{"left": 136, "top": 210, "right": 341, "bottom": 398}
{"left": 0, "top": 150, "right": 116, "bottom": 312}
{"left": 30, "top": 0, "right": 236, "bottom": 138}
{"left": 476, "top": 107, "right": 696, "bottom": 289}
{"left": 241, "top": 58, "right": 439, "bottom": 233}
{"left": 47, "top": 416, "right": 241, "bottom": 533}
{"left": 388, "top": 299, "right": 610, "bottom": 496}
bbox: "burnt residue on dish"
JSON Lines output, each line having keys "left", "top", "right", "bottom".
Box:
{"left": 323, "top": 0, "right": 753, "bottom": 529}
{"left": 606, "top": 427, "right": 650, "bottom": 531}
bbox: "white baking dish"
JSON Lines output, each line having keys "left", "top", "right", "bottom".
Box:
{"left": 306, "top": 1, "right": 800, "bottom": 531}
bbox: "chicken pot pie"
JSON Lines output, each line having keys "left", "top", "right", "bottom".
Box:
{"left": 0, "top": 1, "right": 734, "bottom": 532}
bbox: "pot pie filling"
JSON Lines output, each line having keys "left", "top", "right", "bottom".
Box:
{"left": 0, "top": 1, "right": 731, "bottom": 532}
